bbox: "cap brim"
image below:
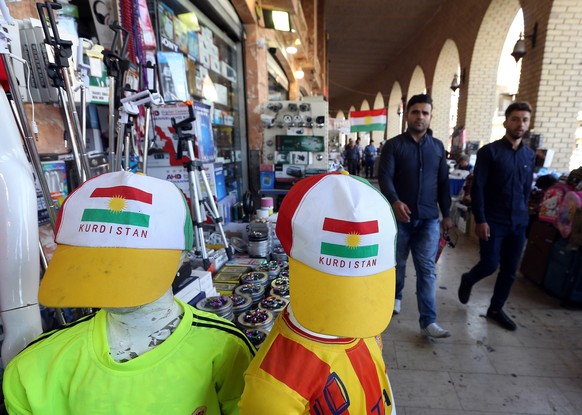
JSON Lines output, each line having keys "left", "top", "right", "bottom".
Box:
{"left": 39, "top": 244, "right": 182, "bottom": 308}
{"left": 289, "top": 257, "right": 395, "bottom": 338}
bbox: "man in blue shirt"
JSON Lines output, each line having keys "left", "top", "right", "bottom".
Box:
{"left": 378, "top": 94, "right": 452, "bottom": 338}
{"left": 458, "top": 101, "right": 536, "bottom": 331}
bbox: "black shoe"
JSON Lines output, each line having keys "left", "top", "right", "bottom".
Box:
{"left": 486, "top": 308, "right": 517, "bottom": 331}
{"left": 458, "top": 273, "right": 472, "bottom": 304}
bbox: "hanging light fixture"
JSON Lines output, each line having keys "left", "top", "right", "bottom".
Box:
{"left": 295, "top": 67, "right": 304, "bottom": 80}
{"left": 450, "top": 73, "right": 460, "bottom": 92}
{"left": 511, "top": 22, "right": 538, "bottom": 62}
{"left": 286, "top": 38, "right": 300, "bottom": 55}
{"left": 262, "top": 9, "right": 292, "bottom": 31}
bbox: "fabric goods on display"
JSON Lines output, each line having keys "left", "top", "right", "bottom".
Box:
{"left": 4, "top": 299, "right": 255, "bottom": 414}
{"left": 238, "top": 307, "right": 395, "bottom": 414}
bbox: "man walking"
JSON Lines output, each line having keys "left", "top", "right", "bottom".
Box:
{"left": 458, "top": 101, "right": 536, "bottom": 331}
{"left": 378, "top": 94, "right": 452, "bottom": 338}
{"left": 364, "top": 139, "right": 377, "bottom": 178}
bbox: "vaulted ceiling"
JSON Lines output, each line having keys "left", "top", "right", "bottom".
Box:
{"left": 325, "top": 0, "right": 449, "bottom": 113}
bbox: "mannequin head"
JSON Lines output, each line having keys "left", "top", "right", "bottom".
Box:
{"left": 275, "top": 172, "right": 397, "bottom": 337}
{"left": 39, "top": 171, "right": 193, "bottom": 309}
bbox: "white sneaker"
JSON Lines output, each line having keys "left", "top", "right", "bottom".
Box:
{"left": 393, "top": 299, "right": 401, "bottom": 315}
{"left": 421, "top": 322, "right": 451, "bottom": 338}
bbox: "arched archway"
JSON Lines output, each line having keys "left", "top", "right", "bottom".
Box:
{"left": 371, "top": 92, "right": 386, "bottom": 144}
{"left": 334, "top": 110, "right": 347, "bottom": 148}
{"left": 347, "top": 105, "right": 357, "bottom": 142}
{"left": 407, "top": 66, "right": 427, "bottom": 99}
{"left": 432, "top": 39, "right": 461, "bottom": 145}
{"left": 465, "top": 0, "right": 520, "bottom": 146}
{"left": 387, "top": 82, "right": 403, "bottom": 139}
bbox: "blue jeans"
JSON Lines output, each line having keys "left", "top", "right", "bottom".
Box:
{"left": 464, "top": 221, "right": 527, "bottom": 310}
{"left": 395, "top": 218, "right": 440, "bottom": 328}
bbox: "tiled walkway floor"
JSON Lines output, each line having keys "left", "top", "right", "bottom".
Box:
{"left": 380, "top": 227, "right": 582, "bottom": 414}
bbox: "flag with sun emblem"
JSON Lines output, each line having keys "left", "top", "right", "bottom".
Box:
{"left": 81, "top": 186, "right": 154, "bottom": 227}
{"left": 349, "top": 108, "right": 387, "bottom": 132}
{"left": 320, "top": 217, "right": 379, "bottom": 258}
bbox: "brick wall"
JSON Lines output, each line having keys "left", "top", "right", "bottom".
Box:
{"left": 431, "top": 39, "right": 461, "bottom": 144}
{"left": 387, "top": 83, "right": 403, "bottom": 139}
{"left": 464, "top": 0, "right": 521, "bottom": 146}
{"left": 523, "top": 0, "right": 582, "bottom": 171}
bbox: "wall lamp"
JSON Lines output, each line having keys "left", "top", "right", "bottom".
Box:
{"left": 511, "top": 22, "right": 538, "bottom": 62}
{"left": 450, "top": 74, "right": 460, "bottom": 92}
{"left": 396, "top": 103, "right": 403, "bottom": 116}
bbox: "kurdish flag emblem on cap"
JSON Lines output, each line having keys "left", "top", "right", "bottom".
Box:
{"left": 276, "top": 172, "right": 398, "bottom": 338}
{"left": 39, "top": 171, "right": 194, "bottom": 309}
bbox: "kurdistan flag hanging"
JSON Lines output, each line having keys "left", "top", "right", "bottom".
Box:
{"left": 349, "top": 108, "right": 387, "bottom": 132}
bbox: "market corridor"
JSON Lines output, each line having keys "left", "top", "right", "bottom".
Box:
{"left": 379, "top": 221, "right": 582, "bottom": 414}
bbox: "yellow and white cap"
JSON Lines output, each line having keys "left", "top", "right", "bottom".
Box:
{"left": 39, "top": 171, "right": 193, "bottom": 308}
{"left": 276, "top": 172, "right": 397, "bottom": 338}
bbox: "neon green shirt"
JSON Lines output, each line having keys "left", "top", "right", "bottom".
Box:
{"left": 3, "top": 299, "right": 255, "bottom": 414}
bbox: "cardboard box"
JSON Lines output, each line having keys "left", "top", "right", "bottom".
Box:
{"left": 151, "top": 101, "right": 215, "bottom": 166}
{"left": 289, "top": 151, "right": 311, "bottom": 165}
{"left": 260, "top": 171, "right": 275, "bottom": 189}
{"left": 275, "top": 164, "right": 305, "bottom": 180}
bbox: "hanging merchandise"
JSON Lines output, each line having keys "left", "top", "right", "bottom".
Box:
{"left": 556, "top": 191, "right": 582, "bottom": 239}
{"left": 37, "top": 1, "right": 93, "bottom": 182}
{"left": 539, "top": 183, "right": 572, "bottom": 223}
{"left": 151, "top": 0, "right": 247, "bottom": 210}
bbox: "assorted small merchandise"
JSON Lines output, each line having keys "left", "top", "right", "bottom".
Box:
{"left": 236, "top": 308, "right": 274, "bottom": 332}
{"left": 194, "top": 256, "right": 291, "bottom": 346}
{"left": 240, "top": 271, "right": 269, "bottom": 289}
{"left": 258, "top": 295, "right": 289, "bottom": 318}
{"left": 241, "top": 328, "right": 269, "bottom": 349}
{"left": 195, "top": 295, "right": 234, "bottom": 321}
{"left": 270, "top": 276, "right": 290, "bottom": 300}
{"left": 229, "top": 294, "right": 253, "bottom": 317}
{"left": 233, "top": 283, "right": 265, "bottom": 305}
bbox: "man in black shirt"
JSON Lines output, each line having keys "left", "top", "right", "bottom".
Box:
{"left": 378, "top": 94, "right": 452, "bottom": 338}
{"left": 458, "top": 102, "right": 536, "bottom": 331}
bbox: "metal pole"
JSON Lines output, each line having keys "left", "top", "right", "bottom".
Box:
{"left": 62, "top": 68, "right": 91, "bottom": 181}
{"left": 80, "top": 86, "right": 87, "bottom": 149}
{"left": 142, "top": 105, "right": 151, "bottom": 174}
{"left": 115, "top": 122, "right": 125, "bottom": 171}
{"left": 0, "top": 54, "right": 57, "bottom": 230}
{"left": 108, "top": 77, "right": 116, "bottom": 172}
{"left": 57, "top": 87, "right": 83, "bottom": 182}
{"left": 124, "top": 124, "right": 130, "bottom": 171}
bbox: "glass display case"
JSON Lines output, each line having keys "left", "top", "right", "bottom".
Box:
{"left": 154, "top": 0, "right": 246, "bottom": 203}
